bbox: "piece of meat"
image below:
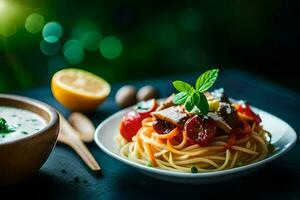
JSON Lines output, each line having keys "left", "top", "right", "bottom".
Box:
{"left": 153, "top": 119, "right": 176, "bottom": 134}
{"left": 152, "top": 106, "right": 188, "bottom": 127}
{"left": 156, "top": 94, "right": 175, "bottom": 111}
{"left": 208, "top": 112, "right": 231, "bottom": 133}
{"left": 217, "top": 102, "right": 239, "bottom": 128}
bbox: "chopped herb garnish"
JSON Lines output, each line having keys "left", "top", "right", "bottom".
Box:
{"left": 0, "top": 118, "right": 15, "bottom": 134}
{"left": 0, "top": 118, "right": 7, "bottom": 130}
{"left": 191, "top": 167, "right": 198, "bottom": 173}
{"left": 146, "top": 161, "right": 152, "bottom": 167}
{"left": 265, "top": 130, "right": 275, "bottom": 153}
{"left": 172, "top": 69, "right": 219, "bottom": 115}
{"left": 22, "top": 131, "right": 29, "bottom": 135}
{"left": 268, "top": 143, "right": 275, "bottom": 153}
{"left": 237, "top": 162, "right": 245, "bottom": 167}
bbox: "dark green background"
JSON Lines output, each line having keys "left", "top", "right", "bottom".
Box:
{"left": 0, "top": 0, "right": 299, "bottom": 92}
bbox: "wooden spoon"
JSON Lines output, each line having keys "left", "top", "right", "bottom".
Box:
{"left": 68, "top": 112, "right": 95, "bottom": 143}
{"left": 58, "top": 113, "right": 101, "bottom": 172}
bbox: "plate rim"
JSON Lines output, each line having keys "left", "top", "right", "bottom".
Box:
{"left": 94, "top": 105, "right": 297, "bottom": 178}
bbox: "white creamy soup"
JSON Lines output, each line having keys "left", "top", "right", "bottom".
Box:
{"left": 0, "top": 106, "right": 47, "bottom": 144}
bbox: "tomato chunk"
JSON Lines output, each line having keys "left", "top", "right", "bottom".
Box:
{"left": 231, "top": 120, "right": 251, "bottom": 136}
{"left": 225, "top": 120, "right": 251, "bottom": 149}
{"left": 136, "top": 99, "right": 158, "bottom": 118}
{"left": 184, "top": 116, "right": 217, "bottom": 146}
{"left": 119, "top": 100, "right": 158, "bottom": 141}
{"left": 235, "top": 103, "right": 261, "bottom": 124}
{"left": 119, "top": 111, "right": 143, "bottom": 141}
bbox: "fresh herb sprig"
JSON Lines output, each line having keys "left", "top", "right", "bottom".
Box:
{"left": 237, "top": 161, "right": 245, "bottom": 167}
{"left": 0, "top": 118, "right": 15, "bottom": 134}
{"left": 191, "top": 166, "right": 198, "bottom": 173}
{"left": 172, "top": 69, "right": 219, "bottom": 115}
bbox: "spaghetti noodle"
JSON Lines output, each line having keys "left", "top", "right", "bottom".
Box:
{"left": 116, "top": 101, "right": 271, "bottom": 173}
{"left": 116, "top": 69, "right": 272, "bottom": 173}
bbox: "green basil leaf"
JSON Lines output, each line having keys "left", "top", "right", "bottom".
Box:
{"left": 190, "top": 105, "right": 202, "bottom": 115}
{"left": 173, "top": 92, "right": 188, "bottom": 105}
{"left": 172, "top": 80, "right": 193, "bottom": 93}
{"left": 191, "top": 92, "right": 200, "bottom": 105}
{"left": 197, "top": 93, "right": 209, "bottom": 115}
{"left": 195, "top": 69, "right": 219, "bottom": 92}
{"left": 185, "top": 92, "right": 200, "bottom": 112}
{"left": 184, "top": 96, "right": 194, "bottom": 112}
{"left": 171, "top": 68, "right": 219, "bottom": 116}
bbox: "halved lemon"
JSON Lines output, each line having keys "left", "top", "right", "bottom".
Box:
{"left": 51, "top": 68, "right": 111, "bottom": 111}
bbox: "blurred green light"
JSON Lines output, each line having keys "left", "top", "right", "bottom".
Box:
{"left": 42, "top": 22, "right": 63, "bottom": 43}
{"left": 63, "top": 39, "right": 81, "bottom": 52}
{"left": 71, "top": 20, "right": 100, "bottom": 40}
{"left": 0, "top": 1, "right": 7, "bottom": 13}
{"left": 25, "top": 13, "right": 45, "bottom": 33}
{"left": 81, "top": 31, "right": 102, "bottom": 51}
{"left": 179, "top": 8, "right": 202, "bottom": 31}
{"left": 144, "top": 19, "right": 178, "bottom": 47}
{"left": 0, "top": 21, "right": 16, "bottom": 37}
{"left": 63, "top": 39, "right": 85, "bottom": 65}
{"left": 40, "top": 39, "right": 60, "bottom": 56}
{"left": 48, "top": 55, "right": 67, "bottom": 75}
{"left": 99, "top": 36, "right": 122, "bottom": 59}
{"left": 64, "top": 46, "right": 85, "bottom": 65}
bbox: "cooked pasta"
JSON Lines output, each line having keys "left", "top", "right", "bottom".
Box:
{"left": 116, "top": 116, "right": 270, "bottom": 173}
{"left": 116, "top": 70, "right": 272, "bottom": 173}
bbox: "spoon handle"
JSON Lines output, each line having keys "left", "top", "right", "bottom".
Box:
{"left": 57, "top": 132, "right": 69, "bottom": 144}
{"left": 58, "top": 114, "right": 101, "bottom": 172}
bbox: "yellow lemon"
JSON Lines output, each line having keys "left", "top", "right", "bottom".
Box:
{"left": 51, "top": 68, "right": 110, "bottom": 111}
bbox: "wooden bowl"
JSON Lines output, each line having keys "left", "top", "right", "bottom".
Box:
{"left": 0, "top": 94, "right": 59, "bottom": 185}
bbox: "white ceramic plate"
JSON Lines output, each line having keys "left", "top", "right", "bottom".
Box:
{"left": 94, "top": 106, "right": 297, "bottom": 184}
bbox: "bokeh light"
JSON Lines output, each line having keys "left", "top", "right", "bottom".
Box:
{"left": 71, "top": 20, "right": 100, "bottom": 40}
{"left": 48, "top": 55, "right": 67, "bottom": 75}
{"left": 0, "top": 1, "right": 20, "bottom": 37}
{"left": 63, "top": 39, "right": 85, "bottom": 65}
{"left": 0, "top": 21, "right": 16, "bottom": 37}
{"left": 40, "top": 39, "right": 60, "bottom": 56}
{"left": 99, "top": 36, "right": 123, "bottom": 59}
{"left": 81, "top": 31, "right": 102, "bottom": 51}
{"left": 42, "top": 22, "right": 63, "bottom": 43}
{"left": 179, "top": 8, "right": 202, "bottom": 31}
{"left": 0, "top": 1, "right": 7, "bottom": 12}
{"left": 63, "top": 39, "right": 81, "bottom": 52}
{"left": 144, "top": 18, "right": 179, "bottom": 48}
{"left": 25, "top": 13, "right": 45, "bottom": 34}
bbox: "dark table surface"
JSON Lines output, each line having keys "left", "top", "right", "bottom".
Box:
{"left": 1, "top": 69, "right": 300, "bottom": 200}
